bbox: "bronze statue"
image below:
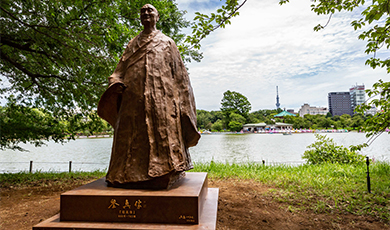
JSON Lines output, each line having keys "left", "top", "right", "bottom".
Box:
{"left": 97, "top": 4, "right": 200, "bottom": 189}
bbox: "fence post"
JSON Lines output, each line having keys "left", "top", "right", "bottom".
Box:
{"left": 366, "top": 157, "right": 371, "bottom": 193}
{"left": 29, "top": 161, "right": 33, "bottom": 173}
{"left": 69, "top": 161, "right": 72, "bottom": 173}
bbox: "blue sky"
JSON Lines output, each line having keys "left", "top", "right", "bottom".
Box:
{"left": 176, "top": 0, "right": 389, "bottom": 112}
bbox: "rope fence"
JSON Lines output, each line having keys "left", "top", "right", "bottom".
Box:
{"left": 0, "top": 160, "right": 306, "bottom": 173}
{"left": 0, "top": 161, "right": 107, "bottom": 173}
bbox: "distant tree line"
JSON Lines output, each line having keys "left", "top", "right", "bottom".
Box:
{"left": 0, "top": 96, "right": 112, "bottom": 151}
{"left": 197, "top": 90, "right": 370, "bottom": 132}
{"left": 198, "top": 109, "right": 370, "bottom": 132}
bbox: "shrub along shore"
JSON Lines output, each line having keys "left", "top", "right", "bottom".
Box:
{"left": 1, "top": 162, "right": 389, "bottom": 223}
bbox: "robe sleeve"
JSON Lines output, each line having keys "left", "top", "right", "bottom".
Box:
{"left": 170, "top": 41, "right": 201, "bottom": 147}
{"left": 97, "top": 55, "right": 127, "bottom": 127}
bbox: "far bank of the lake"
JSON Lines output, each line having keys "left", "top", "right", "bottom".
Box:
{"left": 1, "top": 132, "right": 389, "bottom": 173}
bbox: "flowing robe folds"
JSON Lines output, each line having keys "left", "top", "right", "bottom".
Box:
{"left": 98, "top": 31, "right": 200, "bottom": 185}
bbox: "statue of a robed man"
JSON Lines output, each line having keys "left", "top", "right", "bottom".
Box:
{"left": 97, "top": 4, "right": 200, "bottom": 189}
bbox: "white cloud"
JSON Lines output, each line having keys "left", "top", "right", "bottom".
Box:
{"left": 177, "top": 0, "right": 389, "bottom": 111}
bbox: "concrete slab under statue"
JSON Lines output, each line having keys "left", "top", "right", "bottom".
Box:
{"left": 33, "top": 173, "right": 218, "bottom": 229}
{"left": 33, "top": 4, "right": 218, "bottom": 230}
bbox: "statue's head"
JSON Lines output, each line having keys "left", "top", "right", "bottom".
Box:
{"left": 140, "top": 4, "right": 159, "bottom": 28}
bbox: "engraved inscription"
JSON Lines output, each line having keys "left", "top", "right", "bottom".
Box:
{"left": 118, "top": 214, "right": 136, "bottom": 218}
{"left": 119, "top": 210, "right": 135, "bottom": 215}
{"left": 123, "top": 199, "right": 131, "bottom": 209}
{"left": 118, "top": 209, "right": 136, "bottom": 218}
{"left": 179, "top": 215, "right": 195, "bottom": 223}
{"left": 107, "top": 198, "right": 146, "bottom": 219}
{"left": 108, "top": 199, "right": 120, "bottom": 209}
{"left": 134, "top": 199, "right": 143, "bottom": 209}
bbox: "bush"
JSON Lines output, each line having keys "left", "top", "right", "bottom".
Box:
{"left": 211, "top": 119, "right": 223, "bottom": 131}
{"left": 303, "top": 134, "right": 365, "bottom": 164}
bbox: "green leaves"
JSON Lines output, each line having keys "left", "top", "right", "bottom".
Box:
{"left": 220, "top": 90, "right": 251, "bottom": 131}
{"left": 228, "top": 112, "right": 246, "bottom": 132}
{"left": 0, "top": 96, "right": 69, "bottom": 151}
{"left": 185, "top": 0, "right": 246, "bottom": 50}
{"left": 355, "top": 80, "right": 390, "bottom": 143}
{"left": 0, "top": 0, "right": 196, "bottom": 116}
{"left": 0, "top": 0, "right": 199, "bottom": 149}
{"left": 303, "top": 134, "right": 366, "bottom": 165}
{"left": 221, "top": 90, "right": 252, "bottom": 117}
{"left": 1, "top": 0, "right": 126, "bottom": 115}
{"left": 0, "top": 96, "right": 112, "bottom": 151}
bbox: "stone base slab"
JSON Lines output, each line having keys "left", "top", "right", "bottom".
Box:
{"left": 33, "top": 188, "right": 218, "bottom": 230}
{"left": 59, "top": 172, "right": 208, "bottom": 224}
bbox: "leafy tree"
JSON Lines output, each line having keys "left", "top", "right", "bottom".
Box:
{"left": 250, "top": 109, "right": 278, "bottom": 123}
{"left": 211, "top": 119, "right": 224, "bottom": 131}
{"left": 0, "top": 96, "right": 111, "bottom": 151}
{"left": 339, "top": 114, "right": 352, "bottom": 128}
{"left": 196, "top": 109, "right": 212, "bottom": 130}
{"left": 0, "top": 0, "right": 195, "bottom": 115}
{"left": 303, "top": 134, "right": 365, "bottom": 165}
{"left": 1, "top": 0, "right": 251, "bottom": 150}
{"left": 351, "top": 114, "right": 365, "bottom": 130}
{"left": 0, "top": 0, "right": 204, "bottom": 149}
{"left": 209, "top": 110, "right": 224, "bottom": 124}
{"left": 318, "top": 116, "right": 332, "bottom": 129}
{"left": 220, "top": 90, "right": 251, "bottom": 127}
{"left": 0, "top": 97, "right": 68, "bottom": 151}
{"left": 185, "top": 0, "right": 247, "bottom": 51}
{"left": 332, "top": 115, "right": 341, "bottom": 121}
{"left": 247, "top": 113, "right": 261, "bottom": 124}
{"left": 228, "top": 112, "right": 246, "bottom": 132}
{"left": 334, "top": 120, "right": 343, "bottom": 129}
{"left": 355, "top": 80, "right": 390, "bottom": 144}
{"left": 263, "top": 118, "right": 276, "bottom": 125}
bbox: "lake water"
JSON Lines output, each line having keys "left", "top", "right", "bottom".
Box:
{"left": 1, "top": 133, "right": 389, "bottom": 173}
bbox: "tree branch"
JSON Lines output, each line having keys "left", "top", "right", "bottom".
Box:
{"left": 323, "top": 13, "right": 333, "bottom": 28}
{"left": 0, "top": 48, "right": 74, "bottom": 83}
{"left": 0, "top": 6, "right": 75, "bottom": 51}
{"left": 188, "top": 0, "right": 248, "bottom": 50}
{"left": 1, "top": 37, "right": 57, "bottom": 57}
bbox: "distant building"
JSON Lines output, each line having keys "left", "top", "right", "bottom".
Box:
{"left": 274, "top": 110, "right": 296, "bottom": 118}
{"left": 276, "top": 86, "right": 280, "bottom": 109}
{"left": 328, "top": 92, "right": 352, "bottom": 116}
{"left": 286, "top": 109, "right": 296, "bottom": 114}
{"left": 243, "top": 122, "right": 293, "bottom": 132}
{"left": 349, "top": 84, "right": 365, "bottom": 113}
{"left": 298, "top": 103, "right": 328, "bottom": 117}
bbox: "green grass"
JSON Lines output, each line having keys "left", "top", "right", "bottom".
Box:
{"left": 0, "top": 170, "right": 106, "bottom": 188}
{"left": 1, "top": 163, "right": 389, "bottom": 222}
{"left": 191, "top": 161, "right": 390, "bottom": 222}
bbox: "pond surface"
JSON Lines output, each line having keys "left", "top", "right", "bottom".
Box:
{"left": 1, "top": 133, "right": 389, "bottom": 173}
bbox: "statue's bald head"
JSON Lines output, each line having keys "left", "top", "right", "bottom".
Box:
{"left": 140, "top": 4, "right": 159, "bottom": 27}
{"left": 141, "top": 4, "right": 158, "bottom": 13}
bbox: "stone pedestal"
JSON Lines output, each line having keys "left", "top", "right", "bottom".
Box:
{"left": 33, "top": 172, "right": 218, "bottom": 230}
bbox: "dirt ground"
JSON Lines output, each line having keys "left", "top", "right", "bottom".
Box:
{"left": 0, "top": 178, "right": 387, "bottom": 230}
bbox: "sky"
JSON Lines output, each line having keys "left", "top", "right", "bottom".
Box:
{"left": 175, "top": 0, "right": 389, "bottom": 112}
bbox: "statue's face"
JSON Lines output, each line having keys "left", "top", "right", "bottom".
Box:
{"left": 140, "top": 4, "right": 159, "bottom": 27}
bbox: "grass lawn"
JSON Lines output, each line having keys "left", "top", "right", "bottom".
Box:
{"left": 2, "top": 161, "right": 389, "bottom": 223}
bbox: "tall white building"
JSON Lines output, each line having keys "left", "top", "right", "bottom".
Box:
{"left": 350, "top": 84, "right": 365, "bottom": 113}
{"left": 298, "top": 103, "right": 328, "bottom": 117}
